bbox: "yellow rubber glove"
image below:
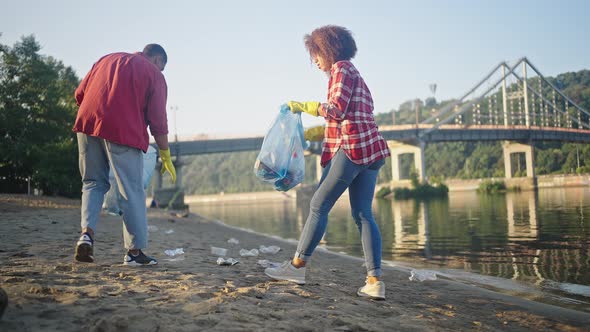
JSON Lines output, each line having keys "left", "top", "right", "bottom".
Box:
{"left": 159, "top": 149, "right": 177, "bottom": 184}
{"left": 288, "top": 101, "right": 321, "bottom": 117}
{"left": 304, "top": 126, "right": 325, "bottom": 141}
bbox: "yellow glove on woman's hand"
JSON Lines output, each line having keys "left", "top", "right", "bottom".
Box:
{"left": 159, "top": 149, "right": 177, "bottom": 183}
{"left": 304, "top": 126, "right": 325, "bottom": 141}
{"left": 288, "top": 101, "right": 321, "bottom": 117}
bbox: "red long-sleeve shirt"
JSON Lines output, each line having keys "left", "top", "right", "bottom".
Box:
{"left": 318, "top": 61, "right": 390, "bottom": 167}
{"left": 73, "top": 52, "right": 168, "bottom": 152}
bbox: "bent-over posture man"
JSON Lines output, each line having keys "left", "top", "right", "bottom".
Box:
{"left": 73, "top": 44, "right": 176, "bottom": 266}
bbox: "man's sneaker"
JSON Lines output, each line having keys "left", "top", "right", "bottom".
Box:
{"left": 357, "top": 280, "right": 385, "bottom": 300}
{"left": 264, "top": 261, "right": 306, "bottom": 285}
{"left": 123, "top": 250, "right": 158, "bottom": 266}
{"left": 75, "top": 233, "right": 94, "bottom": 263}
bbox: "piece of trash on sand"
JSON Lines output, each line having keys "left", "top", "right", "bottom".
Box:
{"left": 217, "top": 257, "right": 239, "bottom": 266}
{"left": 164, "top": 248, "right": 184, "bottom": 256}
{"left": 211, "top": 246, "right": 228, "bottom": 257}
{"left": 259, "top": 245, "right": 280, "bottom": 254}
{"left": 165, "top": 256, "right": 185, "bottom": 262}
{"left": 409, "top": 269, "right": 437, "bottom": 282}
{"left": 165, "top": 229, "right": 174, "bottom": 234}
{"left": 148, "top": 225, "right": 159, "bottom": 232}
{"left": 239, "top": 249, "right": 259, "bottom": 257}
{"left": 257, "top": 260, "right": 281, "bottom": 268}
{"left": 227, "top": 238, "right": 240, "bottom": 245}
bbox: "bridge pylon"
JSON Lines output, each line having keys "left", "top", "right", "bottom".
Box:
{"left": 387, "top": 140, "right": 426, "bottom": 187}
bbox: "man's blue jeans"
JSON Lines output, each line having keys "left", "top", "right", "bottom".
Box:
{"left": 295, "top": 149, "right": 385, "bottom": 277}
{"left": 77, "top": 133, "right": 148, "bottom": 250}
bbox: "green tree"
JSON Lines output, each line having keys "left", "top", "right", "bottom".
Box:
{"left": 0, "top": 35, "right": 80, "bottom": 196}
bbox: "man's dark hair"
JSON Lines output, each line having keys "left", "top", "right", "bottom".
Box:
{"left": 143, "top": 44, "right": 167, "bottom": 63}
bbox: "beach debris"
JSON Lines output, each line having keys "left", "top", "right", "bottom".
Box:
{"left": 165, "top": 256, "right": 185, "bottom": 262}
{"left": 148, "top": 225, "right": 159, "bottom": 232}
{"left": 227, "top": 238, "right": 240, "bottom": 245}
{"left": 409, "top": 269, "right": 437, "bottom": 282}
{"left": 211, "top": 246, "right": 228, "bottom": 257}
{"left": 164, "top": 248, "right": 185, "bottom": 262}
{"left": 259, "top": 245, "right": 280, "bottom": 254}
{"left": 239, "top": 249, "right": 259, "bottom": 257}
{"left": 257, "top": 260, "right": 281, "bottom": 268}
{"left": 164, "top": 248, "right": 185, "bottom": 256}
{"left": 217, "top": 257, "right": 239, "bottom": 266}
{"left": 165, "top": 229, "right": 174, "bottom": 234}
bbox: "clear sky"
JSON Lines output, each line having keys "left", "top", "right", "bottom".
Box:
{"left": 1, "top": 0, "right": 589, "bottom": 139}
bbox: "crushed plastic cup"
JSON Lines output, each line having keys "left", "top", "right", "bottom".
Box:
{"left": 217, "top": 257, "right": 239, "bottom": 266}
{"left": 409, "top": 269, "right": 437, "bottom": 282}
{"left": 227, "top": 238, "right": 240, "bottom": 245}
{"left": 165, "top": 229, "right": 174, "bottom": 234}
{"left": 239, "top": 249, "right": 259, "bottom": 257}
{"left": 165, "top": 256, "right": 185, "bottom": 262}
{"left": 257, "top": 260, "right": 281, "bottom": 268}
{"left": 259, "top": 245, "right": 281, "bottom": 254}
{"left": 211, "top": 246, "right": 228, "bottom": 257}
{"left": 148, "top": 225, "right": 159, "bottom": 232}
{"left": 164, "top": 248, "right": 184, "bottom": 256}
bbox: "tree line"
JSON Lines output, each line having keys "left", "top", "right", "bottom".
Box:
{"left": 1, "top": 35, "right": 589, "bottom": 196}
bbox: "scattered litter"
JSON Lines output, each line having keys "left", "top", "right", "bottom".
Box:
{"left": 239, "top": 249, "right": 259, "bottom": 257}
{"left": 170, "top": 211, "right": 189, "bottom": 218}
{"left": 148, "top": 225, "right": 159, "bottom": 232}
{"left": 259, "top": 245, "right": 280, "bottom": 254}
{"left": 164, "top": 248, "right": 184, "bottom": 256}
{"left": 165, "top": 256, "right": 185, "bottom": 262}
{"left": 227, "top": 238, "right": 240, "bottom": 245}
{"left": 217, "top": 257, "right": 239, "bottom": 266}
{"left": 409, "top": 269, "right": 437, "bottom": 282}
{"left": 165, "top": 229, "right": 174, "bottom": 234}
{"left": 211, "top": 246, "right": 228, "bottom": 257}
{"left": 257, "top": 260, "right": 281, "bottom": 268}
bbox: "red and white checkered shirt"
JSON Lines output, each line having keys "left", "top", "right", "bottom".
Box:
{"left": 318, "top": 61, "right": 390, "bottom": 167}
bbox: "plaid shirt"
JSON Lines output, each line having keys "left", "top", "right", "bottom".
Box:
{"left": 318, "top": 61, "right": 390, "bottom": 167}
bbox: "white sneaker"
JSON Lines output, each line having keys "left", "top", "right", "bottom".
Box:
{"left": 357, "top": 281, "right": 385, "bottom": 300}
{"left": 264, "top": 261, "right": 306, "bottom": 285}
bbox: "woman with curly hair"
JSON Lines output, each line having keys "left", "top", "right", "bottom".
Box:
{"left": 265, "top": 25, "right": 390, "bottom": 300}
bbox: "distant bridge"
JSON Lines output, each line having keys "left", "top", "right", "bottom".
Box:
{"left": 155, "top": 57, "right": 590, "bottom": 199}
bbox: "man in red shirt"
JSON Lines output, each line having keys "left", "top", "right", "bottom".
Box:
{"left": 73, "top": 44, "right": 176, "bottom": 266}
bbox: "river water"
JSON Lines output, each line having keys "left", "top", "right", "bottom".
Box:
{"left": 189, "top": 187, "right": 590, "bottom": 312}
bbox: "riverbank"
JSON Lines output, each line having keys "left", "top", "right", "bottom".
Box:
{"left": 183, "top": 174, "right": 590, "bottom": 204}
{"left": 1, "top": 194, "right": 589, "bottom": 331}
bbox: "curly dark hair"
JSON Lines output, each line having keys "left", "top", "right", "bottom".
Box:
{"left": 304, "top": 25, "right": 357, "bottom": 67}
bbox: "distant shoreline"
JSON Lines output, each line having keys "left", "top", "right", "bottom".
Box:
{"left": 181, "top": 173, "right": 590, "bottom": 203}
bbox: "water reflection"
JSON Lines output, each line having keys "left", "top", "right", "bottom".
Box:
{"left": 190, "top": 187, "right": 590, "bottom": 298}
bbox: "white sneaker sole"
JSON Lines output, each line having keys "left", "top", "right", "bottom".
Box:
{"left": 357, "top": 288, "right": 385, "bottom": 300}
{"left": 264, "top": 270, "right": 306, "bottom": 285}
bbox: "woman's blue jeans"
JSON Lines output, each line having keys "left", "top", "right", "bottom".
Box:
{"left": 295, "top": 149, "right": 385, "bottom": 277}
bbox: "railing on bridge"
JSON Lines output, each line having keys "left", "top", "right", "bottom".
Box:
{"left": 419, "top": 58, "right": 590, "bottom": 137}
{"left": 155, "top": 58, "right": 590, "bottom": 198}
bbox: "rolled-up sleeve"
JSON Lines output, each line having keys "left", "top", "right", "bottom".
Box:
{"left": 146, "top": 73, "right": 168, "bottom": 136}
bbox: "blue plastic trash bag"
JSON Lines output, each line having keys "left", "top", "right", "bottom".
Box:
{"left": 254, "top": 104, "right": 309, "bottom": 191}
{"left": 103, "top": 145, "right": 158, "bottom": 215}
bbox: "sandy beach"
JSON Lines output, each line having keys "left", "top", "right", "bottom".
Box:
{"left": 1, "top": 194, "right": 589, "bottom": 331}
